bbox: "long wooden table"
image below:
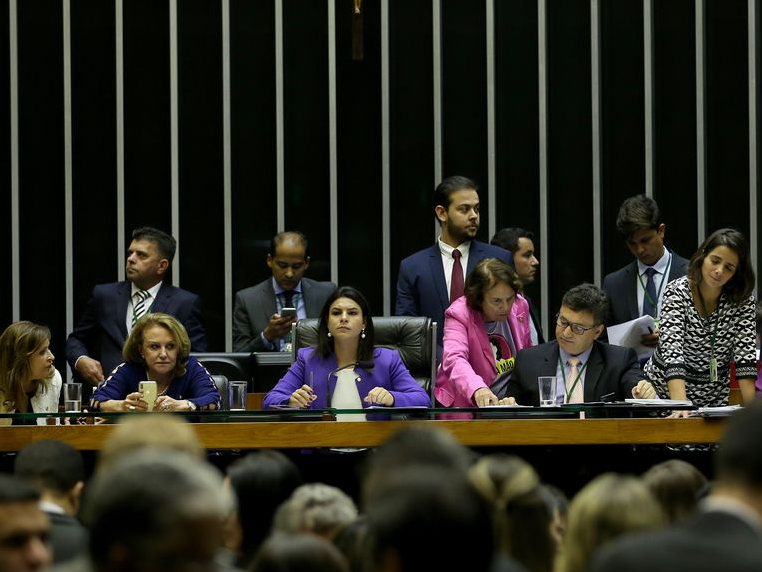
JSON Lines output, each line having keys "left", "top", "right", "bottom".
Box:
{"left": 0, "top": 417, "right": 726, "bottom": 452}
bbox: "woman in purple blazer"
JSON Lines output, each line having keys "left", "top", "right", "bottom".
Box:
{"left": 263, "top": 287, "right": 430, "bottom": 409}
{"left": 436, "top": 258, "right": 533, "bottom": 408}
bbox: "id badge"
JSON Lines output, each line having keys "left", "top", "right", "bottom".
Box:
{"left": 709, "top": 357, "right": 718, "bottom": 382}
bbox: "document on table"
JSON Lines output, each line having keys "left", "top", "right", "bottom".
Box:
{"left": 606, "top": 315, "right": 657, "bottom": 360}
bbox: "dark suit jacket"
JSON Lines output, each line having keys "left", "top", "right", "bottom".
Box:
{"left": 602, "top": 250, "right": 689, "bottom": 326}
{"left": 47, "top": 511, "right": 88, "bottom": 564}
{"left": 498, "top": 340, "right": 642, "bottom": 404}
{"left": 65, "top": 281, "right": 207, "bottom": 379}
{"left": 232, "top": 277, "right": 336, "bottom": 352}
{"left": 395, "top": 240, "right": 513, "bottom": 348}
{"left": 591, "top": 509, "right": 762, "bottom": 572}
{"left": 526, "top": 295, "right": 545, "bottom": 344}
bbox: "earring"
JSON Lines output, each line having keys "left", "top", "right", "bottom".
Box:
{"left": 327, "top": 331, "right": 332, "bottom": 338}
{"left": 360, "top": 328, "right": 366, "bottom": 339}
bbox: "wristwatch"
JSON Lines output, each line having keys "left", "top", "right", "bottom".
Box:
{"left": 186, "top": 400, "right": 197, "bottom": 412}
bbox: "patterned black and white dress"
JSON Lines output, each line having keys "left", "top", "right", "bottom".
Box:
{"left": 644, "top": 276, "right": 757, "bottom": 406}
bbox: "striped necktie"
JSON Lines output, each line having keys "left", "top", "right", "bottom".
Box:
{"left": 132, "top": 290, "right": 151, "bottom": 326}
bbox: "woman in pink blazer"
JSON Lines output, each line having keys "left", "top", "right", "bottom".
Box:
{"left": 435, "top": 258, "right": 533, "bottom": 407}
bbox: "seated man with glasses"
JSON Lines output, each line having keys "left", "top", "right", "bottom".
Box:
{"left": 495, "top": 283, "right": 656, "bottom": 405}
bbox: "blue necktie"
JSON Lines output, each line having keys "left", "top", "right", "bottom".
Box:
{"left": 642, "top": 268, "right": 657, "bottom": 317}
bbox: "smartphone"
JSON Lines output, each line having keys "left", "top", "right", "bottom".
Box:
{"left": 139, "top": 381, "right": 157, "bottom": 412}
{"left": 281, "top": 307, "right": 297, "bottom": 319}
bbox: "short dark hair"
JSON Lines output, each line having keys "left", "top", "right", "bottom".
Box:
{"left": 269, "top": 231, "right": 309, "bottom": 259}
{"left": 464, "top": 258, "right": 523, "bottom": 312}
{"left": 252, "top": 533, "right": 348, "bottom": 572}
{"left": 715, "top": 397, "right": 762, "bottom": 488}
{"left": 132, "top": 227, "right": 177, "bottom": 262}
{"left": 433, "top": 176, "right": 478, "bottom": 214}
{"left": 561, "top": 283, "right": 610, "bottom": 326}
{"left": 15, "top": 440, "right": 85, "bottom": 496}
{"left": 315, "top": 286, "right": 375, "bottom": 362}
{"left": 615, "top": 195, "right": 661, "bottom": 238}
{"left": 0, "top": 473, "right": 40, "bottom": 503}
{"left": 490, "top": 228, "right": 535, "bottom": 253}
{"left": 687, "top": 228, "right": 756, "bottom": 304}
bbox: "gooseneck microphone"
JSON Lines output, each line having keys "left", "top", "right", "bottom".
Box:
{"left": 325, "top": 359, "right": 375, "bottom": 407}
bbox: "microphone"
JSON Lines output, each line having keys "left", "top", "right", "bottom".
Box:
{"left": 326, "top": 359, "right": 375, "bottom": 407}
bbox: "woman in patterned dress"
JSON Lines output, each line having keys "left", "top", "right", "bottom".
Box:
{"left": 644, "top": 228, "right": 757, "bottom": 417}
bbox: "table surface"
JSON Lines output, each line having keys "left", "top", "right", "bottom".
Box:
{"left": 0, "top": 416, "right": 726, "bottom": 451}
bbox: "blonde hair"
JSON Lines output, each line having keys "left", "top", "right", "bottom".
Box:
{"left": 559, "top": 474, "right": 665, "bottom": 572}
{"left": 122, "top": 313, "right": 191, "bottom": 378}
{"left": 0, "top": 321, "right": 52, "bottom": 412}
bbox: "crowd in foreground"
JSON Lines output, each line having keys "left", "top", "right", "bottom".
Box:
{"left": 2, "top": 400, "right": 762, "bottom": 572}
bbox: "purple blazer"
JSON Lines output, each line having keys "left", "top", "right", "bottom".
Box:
{"left": 435, "top": 294, "right": 532, "bottom": 407}
{"left": 263, "top": 347, "right": 431, "bottom": 409}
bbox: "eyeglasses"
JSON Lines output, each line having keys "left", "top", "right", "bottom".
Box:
{"left": 555, "top": 314, "right": 598, "bottom": 336}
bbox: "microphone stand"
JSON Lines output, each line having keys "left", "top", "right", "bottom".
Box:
{"left": 325, "top": 359, "right": 375, "bottom": 420}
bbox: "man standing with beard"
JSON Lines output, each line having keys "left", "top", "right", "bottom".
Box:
{"left": 396, "top": 176, "right": 513, "bottom": 353}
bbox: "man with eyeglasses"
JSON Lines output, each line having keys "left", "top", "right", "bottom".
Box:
{"left": 496, "top": 283, "right": 656, "bottom": 405}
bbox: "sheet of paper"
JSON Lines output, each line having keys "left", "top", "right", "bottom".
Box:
{"left": 606, "top": 315, "right": 657, "bottom": 360}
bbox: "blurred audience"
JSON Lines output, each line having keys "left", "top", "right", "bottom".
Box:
{"left": 642, "top": 459, "right": 707, "bottom": 524}
{"left": 272, "top": 484, "right": 358, "bottom": 540}
{"left": 251, "top": 533, "right": 348, "bottom": 572}
{"left": 0, "top": 474, "right": 51, "bottom": 572}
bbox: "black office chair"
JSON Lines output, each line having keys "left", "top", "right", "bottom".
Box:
{"left": 192, "top": 353, "right": 253, "bottom": 389}
{"left": 291, "top": 316, "right": 437, "bottom": 405}
{"left": 211, "top": 374, "right": 230, "bottom": 410}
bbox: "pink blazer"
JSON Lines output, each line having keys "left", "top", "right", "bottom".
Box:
{"left": 435, "top": 294, "right": 532, "bottom": 407}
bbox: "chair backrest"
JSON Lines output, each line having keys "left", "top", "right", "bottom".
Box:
{"left": 292, "top": 316, "right": 437, "bottom": 403}
{"left": 192, "top": 353, "right": 253, "bottom": 390}
{"left": 211, "top": 374, "right": 230, "bottom": 410}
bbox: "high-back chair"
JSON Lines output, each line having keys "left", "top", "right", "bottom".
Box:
{"left": 291, "top": 316, "right": 437, "bottom": 405}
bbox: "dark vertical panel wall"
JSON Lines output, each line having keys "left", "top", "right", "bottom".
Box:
{"left": 123, "top": 0, "right": 172, "bottom": 233}
{"left": 546, "top": 0, "right": 593, "bottom": 311}
{"left": 389, "top": 0, "right": 434, "bottom": 310}
{"left": 17, "top": 0, "right": 66, "bottom": 364}
{"left": 705, "top": 0, "right": 749, "bottom": 236}
{"left": 71, "top": 0, "right": 117, "bottom": 317}
{"left": 441, "top": 0, "right": 489, "bottom": 241}
{"left": 177, "top": 0, "right": 224, "bottom": 349}
{"left": 335, "top": 0, "right": 382, "bottom": 309}
{"left": 494, "top": 0, "right": 540, "bottom": 302}
{"left": 652, "top": 0, "right": 697, "bottom": 258}
{"left": 283, "top": 0, "right": 331, "bottom": 280}
{"left": 0, "top": 0, "right": 10, "bottom": 328}
{"left": 230, "top": 1, "right": 277, "bottom": 293}
{"left": 599, "top": 0, "right": 645, "bottom": 275}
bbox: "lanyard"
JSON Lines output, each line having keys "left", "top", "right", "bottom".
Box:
{"left": 637, "top": 252, "right": 672, "bottom": 318}
{"left": 558, "top": 356, "right": 588, "bottom": 403}
{"left": 696, "top": 286, "right": 719, "bottom": 382}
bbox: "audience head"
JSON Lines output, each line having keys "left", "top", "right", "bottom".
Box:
{"left": 642, "top": 459, "right": 707, "bottom": 524}
{"left": 715, "top": 398, "right": 762, "bottom": 494}
{"left": 544, "top": 484, "right": 570, "bottom": 549}
{"left": 559, "top": 473, "right": 665, "bottom": 572}
{"left": 127, "top": 227, "right": 175, "bottom": 289}
{"left": 316, "top": 286, "right": 375, "bottom": 361}
{"left": 556, "top": 284, "right": 607, "bottom": 356}
{"left": 331, "top": 518, "right": 369, "bottom": 572}
{"left": 272, "top": 484, "right": 358, "bottom": 540}
{"left": 225, "top": 450, "right": 303, "bottom": 568}
{"left": 14, "top": 440, "right": 85, "bottom": 516}
{"left": 365, "top": 466, "right": 494, "bottom": 572}
{"left": 251, "top": 533, "right": 349, "bottom": 572}
{"left": 268, "top": 231, "right": 310, "bottom": 292}
{"left": 98, "top": 414, "right": 204, "bottom": 470}
{"left": 0, "top": 321, "right": 54, "bottom": 413}
{"left": 469, "top": 454, "right": 555, "bottom": 572}
{"left": 490, "top": 228, "right": 540, "bottom": 285}
{"left": 0, "top": 474, "right": 51, "bottom": 572}
{"left": 122, "top": 313, "right": 191, "bottom": 378}
{"left": 83, "top": 449, "right": 232, "bottom": 572}
{"left": 615, "top": 195, "right": 666, "bottom": 266}
{"left": 464, "top": 258, "right": 523, "bottom": 322}
{"left": 687, "top": 228, "right": 755, "bottom": 304}
{"left": 433, "top": 176, "right": 480, "bottom": 245}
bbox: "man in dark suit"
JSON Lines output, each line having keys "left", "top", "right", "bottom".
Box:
{"left": 396, "top": 176, "right": 513, "bottom": 350}
{"left": 602, "top": 195, "right": 689, "bottom": 348}
{"left": 498, "top": 284, "right": 655, "bottom": 404}
{"left": 66, "top": 227, "right": 207, "bottom": 386}
{"left": 491, "top": 227, "right": 544, "bottom": 344}
{"left": 14, "top": 440, "right": 88, "bottom": 565}
{"left": 233, "top": 231, "right": 336, "bottom": 352}
{"left": 591, "top": 399, "right": 762, "bottom": 572}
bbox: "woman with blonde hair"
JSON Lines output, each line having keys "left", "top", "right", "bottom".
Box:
{"left": 91, "top": 313, "right": 220, "bottom": 412}
{"left": 558, "top": 473, "right": 665, "bottom": 572}
{"left": 0, "top": 321, "right": 61, "bottom": 424}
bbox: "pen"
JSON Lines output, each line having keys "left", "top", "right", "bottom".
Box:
{"left": 600, "top": 392, "right": 615, "bottom": 402}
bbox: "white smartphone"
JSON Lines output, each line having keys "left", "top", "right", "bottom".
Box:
{"left": 281, "top": 307, "right": 297, "bottom": 319}
{"left": 139, "top": 381, "right": 157, "bottom": 412}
